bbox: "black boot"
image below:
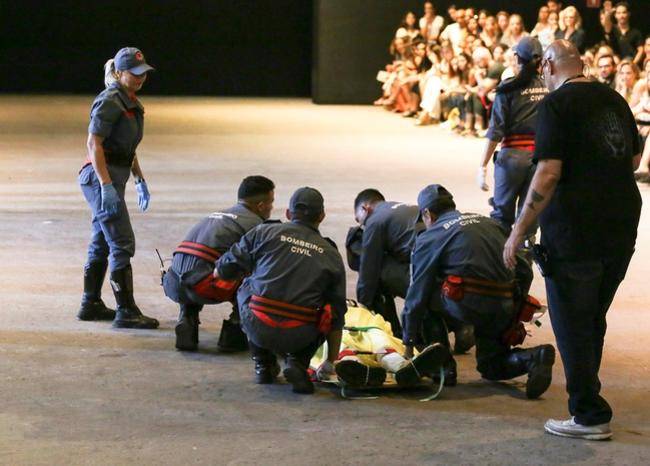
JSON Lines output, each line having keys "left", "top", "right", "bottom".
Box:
{"left": 374, "top": 292, "right": 402, "bottom": 339}
{"left": 110, "top": 265, "right": 159, "bottom": 329}
{"left": 421, "top": 314, "right": 458, "bottom": 386}
{"left": 77, "top": 261, "right": 116, "bottom": 321}
{"left": 335, "top": 360, "right": 387, "bottom": 387}
{"left": 498, "top": 345, "right": 556, "bottom": 399}
{"left": 175, "top": 304, "right": 200, "bottom": 351}
{"left": 251, "top": 344, "right": 280, "bottom": 384}
{"left": 283, "top": 356, "right": 314, "bottom": 394}
{"left": 217, "top": 307, "right": 248, "bottom": 352}
{"left": 395, "top": 343, "right": 451, "bottom": 387}
{"left": 453, "top": 324, "right": 476, "bottom": 354}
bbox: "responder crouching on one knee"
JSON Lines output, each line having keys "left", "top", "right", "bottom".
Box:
{"left": 402, "top": 184, "right": 556, "bottom": 399}
{"left": 349, "top": 188, "right": 474, "bottom": 353}
{"left": 214, "top": 187, "right": 347, "bottom": 394}
{"left": 162, "top": 176, "right": 275, "bottom": 352}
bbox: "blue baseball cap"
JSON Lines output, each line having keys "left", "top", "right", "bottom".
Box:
{"left": 289, "top": 187, "right": 324, "bottom": 215}
{"left": 513, "top": 37, "right": 543, "bottom": 62}
{"left": 114, "top": 47, "right": 155, "bottom": 75}
{"left": 417, "top": 184, "right": 454, "bottom": 220}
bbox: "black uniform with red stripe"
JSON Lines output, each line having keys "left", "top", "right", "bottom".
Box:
{"left": 163, "top": 203, "right": 264, "bottom": 304}
{"left": 216, "top": 219, "right": 347, "bottom": 355}
{"left": 486, "top": 75, "right": 548, "bottom": 234}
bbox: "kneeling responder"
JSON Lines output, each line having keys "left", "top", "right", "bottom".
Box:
{"left": 402, "top": 184, "right": 556, "bottom": 399}
{"left": 162, "top": 176, "right": 275, "bottom": 352}
{"left": 351, "top": 188, "right": 474, "bottom": 352}
{"left": 214, "top": 187, "right": 347, "bottom": 394}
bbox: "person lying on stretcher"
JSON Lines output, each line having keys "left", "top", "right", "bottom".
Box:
{"left": 310, "top": 303, "right": 451, "bottom": 387}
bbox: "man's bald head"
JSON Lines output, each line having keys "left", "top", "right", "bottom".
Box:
{"left": 544, "top": 40, "right": 582, "bottom": 68}
{"left": 542, "top": 40, "right": 585, "bottom": 91}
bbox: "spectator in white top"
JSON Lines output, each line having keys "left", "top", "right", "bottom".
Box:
{"left": 531, "top": 5, "right": 550, "bottom": 37}
{"left": 440, "top": 8, "right": 468, "bottom": 54}
{"left": 537, "top": 11, "right": 559, "bottom": 51}
{"left": 419, "top": 1, "right": 445, "bottom": 44}
{"left": 396, "top": 12, "right": 421, "bottom": 41}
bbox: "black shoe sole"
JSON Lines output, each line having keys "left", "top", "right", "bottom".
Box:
{"left": 77, "top": 305, "right": 116, "bottom": 322}
{"left": 77, "top": 311, "right": 116, "bottom": 321}
{"left": 526, "top": 346, "right": 556, "bottom": 399}
{"left": 175, "top": 321, "right": 198, "bottom": 351}
{"left": 112, "top": 319, "right": 159, "bottom": 330}
{"left": 400, "top": 344, "right": 451, "bottom": 386}
{"left": 283, "top": 366, "right": 315, "bottom": 394}
{"left": 335, "top": 360, "right": 387, "bottom": 387}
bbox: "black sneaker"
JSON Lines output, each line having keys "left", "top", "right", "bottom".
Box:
{"left": 396, "top": 344, "right": 451, "bottom": 387}
{"left": 335, "top": 360, "right": 387, "bottom": 387}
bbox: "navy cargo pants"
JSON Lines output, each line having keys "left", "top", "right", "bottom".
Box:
{"left": 545, "top": 251, "right": 634, "bottom": 426}
{"left": 490, "top": 148, "right": 537, "bottom": 235}
{"left": 78, "top": 163, "right": 135, "bottom": 271}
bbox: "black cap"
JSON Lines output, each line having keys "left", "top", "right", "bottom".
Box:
{"left": 416, "top": 184, "right": 454, "bottom": 220}
{"left": 289, "top": 187, "right": 324, "bottom": 215}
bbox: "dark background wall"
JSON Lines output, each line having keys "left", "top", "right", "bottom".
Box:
{"left": 1, "top": 1, "right": 648, "bottom": 99}
{"left": 313, "top": 0, "right": 650, "bottom": 104}
{"left": 0, "top": 0, "right": 312, "bottom": 96}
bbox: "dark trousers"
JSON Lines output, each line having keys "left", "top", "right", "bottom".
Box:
{"left": 79, "top": 164, "right": 135, "bottom": 271}
{"left": 490, "top": 148, "right": 537, "bottom": 236}
{"left": 249, "top": 336, "right": 324, "bottom": 368}
{"left": 426, "top": 288, "right": 516, "bottom": 378}
{"left": 545, "top": 252, "right": 633, "bottom": 425}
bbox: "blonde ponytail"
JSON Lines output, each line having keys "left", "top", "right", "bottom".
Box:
{"left": 103, "top": 59, "right": 119, "bottom": 88}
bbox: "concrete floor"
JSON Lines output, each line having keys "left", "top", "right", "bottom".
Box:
{"left": 1, "top": 96, "right": 649, "bottom": 465}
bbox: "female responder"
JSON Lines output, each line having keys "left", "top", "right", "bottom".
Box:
{"left": 477, "top": 37, "right": 549, "bottom": 236}
{"left": 77, "top": 47, "right": 158, "bottom": 329}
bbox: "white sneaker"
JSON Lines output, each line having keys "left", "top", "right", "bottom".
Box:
{"left": 544, "top": 417, "right": 612, "bottom": 440}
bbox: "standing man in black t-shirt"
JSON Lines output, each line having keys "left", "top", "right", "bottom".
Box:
{"left": 503, "top": 40, "right": 642, "bottom": 440}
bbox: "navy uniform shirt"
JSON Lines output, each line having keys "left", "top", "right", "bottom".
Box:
{"left": 216, "top": 220, "right": 347, "bottom": 330}
{"left": 534, "top": 81, "right": 641, "bottom": 260}
{"left": 486, "top": 76, "right": 548, "bottom": 141}
{"left": 171, "top": 203, "right": 265, "bottom": 276}
{"left": 401, "top": 210, "right": 530, "bottom": 345}
{"left": 356, "top": 202, "right": 423, "bottom": 307}
{"left": 88, "top": 83, "right": 144, "bottom": 167}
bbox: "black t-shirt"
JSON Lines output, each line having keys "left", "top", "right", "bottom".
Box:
{"left": 615, "top": 27, "right": 643, "bottom": 60}
{"left": 533, "top": 81, "right": 642, "bottom": 260}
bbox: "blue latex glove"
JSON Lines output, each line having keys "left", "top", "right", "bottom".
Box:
{"left": 100, "top": 183, "right": 120, "bottom": 219}
{"left": 135, "top": 180, "right": 150, "bottom": 212}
